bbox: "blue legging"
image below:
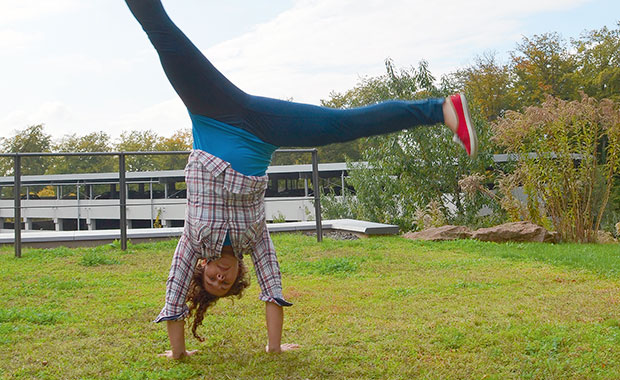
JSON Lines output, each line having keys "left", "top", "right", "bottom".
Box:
{"left": 125, "top": 0, "right": 445, "bottom": 147}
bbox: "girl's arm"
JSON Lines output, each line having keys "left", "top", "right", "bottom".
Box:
{"left": 158, "top": 320, "right": 198, "bottom": 359}
{"left": 265, "top": 302, "right": 300, "bottom": 353}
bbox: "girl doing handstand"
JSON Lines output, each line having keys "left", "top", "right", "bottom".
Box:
{"left": 125, "top": 0, "right": 478, "bottom": 358}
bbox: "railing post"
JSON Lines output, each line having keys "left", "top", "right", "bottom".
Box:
{"left": 14, "top": 154, "right": 22, "bottom": 258}
{"left": 119, "top": 153, "right": 127, "bottom": 251}
{"left": 311, "top": 149, "right": 323, "bottom": 242}
{"left": 76, "top": 183, "right": 81, "bottom": 231}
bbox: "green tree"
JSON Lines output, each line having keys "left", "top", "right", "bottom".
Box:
{"left": 270, "top": 141, "right": 365, "bottom": 165}
{"left": 325, "top": 59, "right": 438, "bottom": 107}
{"left": 0, "top": 124, "right": 52, "bottom": 176}
{"left": 49, "top": 132, "right": 115, "bottom": 174}
{"left": 445, "top": 52, "right": 518, "bottom": 123}
{"left": 511, "top": 32, "right": 578, "bottom": 106}
{"left": 572, "top": 23, "right": 620, "bottom": 102}
{"left": 154, "top": 129, "right": 192, "bottom": 170}
{"left": 322, "top": 59, "right": 494, "bottom": 231}
{"left": 115, "top": 130, "right": 160, "bottom": 172}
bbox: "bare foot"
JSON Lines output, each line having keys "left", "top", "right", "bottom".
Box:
{"left": 265, "top": 343, "right": 301, "bottom": 353}
{"left": 158, "top": 349, "right": 199, "bottom": 359}
{"left": 442, "top": 96, "right": 458, "bottom": 134}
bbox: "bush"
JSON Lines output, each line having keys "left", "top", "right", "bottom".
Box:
{"left": 344, "top": 117, "right": 495, "bottom": 232}
{"left": 492, "top": 95, "right": 620, "bottom": 242}
{"left": 319, "top": 59, "right": 496, "bottom": 231}
{"left": 320, "top": 188, "right": 359, "bottom": 220}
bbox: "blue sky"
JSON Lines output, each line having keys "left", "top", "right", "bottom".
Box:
{"left": 1, "top": 0, "right": 618, "bottom": 141}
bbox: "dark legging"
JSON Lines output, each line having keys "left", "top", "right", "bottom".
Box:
{"left": 125, "top": 0, "right": 445, "bottom": 147}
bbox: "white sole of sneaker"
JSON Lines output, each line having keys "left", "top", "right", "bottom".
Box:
{"left": 459, "top": 94, "right": 478, "bottom": 159}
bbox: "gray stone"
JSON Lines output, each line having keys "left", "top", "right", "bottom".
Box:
{"left": 596, "top": 230, "right": 618, "bottom": 244}
{"left": 472, "top": 221, "right": 557, "bottom": 243}
{"left": 403, "top": 225, "right": 472, "bottom": 241}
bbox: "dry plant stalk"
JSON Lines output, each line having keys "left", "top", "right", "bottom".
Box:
{"left": 492, "top": 94, "right": 620, "bottom": 242}
{"left": 459, "top": 171, "right": 530, "bottom": 223}
{"left": 413, "top": 200, "right": 446, "bottom": 230}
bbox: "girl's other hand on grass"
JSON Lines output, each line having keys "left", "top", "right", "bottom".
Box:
{"left": 158, "top": 349, "right": 198, "bottom": 359}
{"left": 265, "top": 343, "right": 301, "bottom": 353}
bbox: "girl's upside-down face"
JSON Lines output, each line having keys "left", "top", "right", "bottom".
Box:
{"left": 202, "top": 246, "right": 239, "bottom": 297}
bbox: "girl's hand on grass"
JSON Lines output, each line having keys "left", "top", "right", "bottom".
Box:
{"left": 158, "top": 349, "right": 198, "bottom": 359}
{"left": 265, "top": 343, "right": 301, "bottom": 353}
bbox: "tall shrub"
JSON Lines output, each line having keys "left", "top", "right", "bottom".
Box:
{"left": 320, "top": 59, "right": 493, "bottom": 231}
{"left": 492, "top": 95, "right": 620, "bottom": 242}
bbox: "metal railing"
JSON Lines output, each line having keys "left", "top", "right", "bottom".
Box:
{"left": 1, "top": 149, "right": 322, "bottom": 258}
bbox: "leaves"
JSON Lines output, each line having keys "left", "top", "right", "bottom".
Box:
{"left": 116, "top": 130, "right": 160, "bottom": 172}
{"left": 1, "top": 126, "right": 193, "bottom": 176}
{"left": 320, "top": 60, "right": 494, "bottom": 231}
{"left": 492, "top": 95, "right": 620, "bottom": 242}
{"left": 49, "top": 132, "right": 115, "bottom": 175}
{"left": 511, "top": 32, "right": 579, "bottom": 104}
{"left": 0, "top": 124, "right": 52, "bottom": 176}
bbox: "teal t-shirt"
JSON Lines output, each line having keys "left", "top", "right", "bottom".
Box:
{"left": 190, "top": 111, "right": 278, "bottom": 176}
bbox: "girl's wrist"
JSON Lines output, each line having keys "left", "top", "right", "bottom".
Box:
{"left": 266, "top": 344, "right": 282, "bottom": 353}
{"left": 171, "top": 349, "right": 185, "bottom": 359}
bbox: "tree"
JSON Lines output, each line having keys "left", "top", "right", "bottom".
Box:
{"left": 0, "top": 124, "right": 52, "bottom": 176}
{"left": 572, "top": 23, "right": 620, "bottom": 102}
{"left": 510, "top": 32, "right": 578, "bottom": 106}
{"left": 273, "top": 58, "right": 435, "bottom": 165}
{"left": 270, "top": 140, "right": 365, "bottom": 165}
{"left": 154, "top": 128, "right": 192, "bottom": 170}
{"left": 445, "top": 52, "right": 518, "bottom": 123}
{"left": 322, "top": 59, "right": 494, "bottom": 231}
{"left": 115, "top": 130, "right": 160, "bottom": 172}
{"left": 49, "top": 132, "right": 115, "bottom": 174}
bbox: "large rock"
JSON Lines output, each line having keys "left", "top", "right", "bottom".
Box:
{"left": 472, "top": 221, "right": 557, "bottom": 243}
{"left": 403, "top": 225, "right": 472, "bottom": 241}
{"left": 597, "top": 230, "right": 618, "bottom": 244}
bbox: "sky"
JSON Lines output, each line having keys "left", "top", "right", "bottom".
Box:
{"left": 1, "top": 0, "right": 619, "bottom": 142}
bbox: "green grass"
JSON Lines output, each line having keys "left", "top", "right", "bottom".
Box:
{"left": 0, "top": 235, "right": 619, "bottom": 379}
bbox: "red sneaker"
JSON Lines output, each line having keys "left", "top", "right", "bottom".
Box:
{"left": 449, "top": 93, "right": 478, "bottom": 158}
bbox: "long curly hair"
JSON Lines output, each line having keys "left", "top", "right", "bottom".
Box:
{"left": 186, "top": 258, "right": 250, "bottom": 341}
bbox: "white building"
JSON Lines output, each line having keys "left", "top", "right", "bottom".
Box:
{"left": 0, "top": 163, "right": 353, "bottom": 233}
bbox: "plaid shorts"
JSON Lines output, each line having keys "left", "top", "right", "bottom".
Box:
{"left": 155, "top": 150, "right": 288, "bottom": 322}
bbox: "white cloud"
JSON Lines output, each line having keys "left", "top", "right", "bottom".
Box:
{"left": 108, "top": 99, "right": 190, "bottom": 140}
{"left": 0, "top": 99, "right": 189, "bottom": 142}
{"left": 8, "top": 102, "right": 69, "bottom": 126}
{"left": 1, "top": 102, "right": 74, "bottom": 137}
{"left": 0, "top": 0, "right": 81, "bottom": 24}
{"left": 204, "top": 0, "right": 592, "bottom": 104}
{"left": 41, "top": 53, "right": 137, "bottom": 76}
{"left": 43, "top": 54, "right": 107, "bottom": 75}
{"left": 0, "top": 29, "right": 37, "bottom": 50}
{"left": 0, "top": 0, "right": 597, "bottom": 142}
{"left": 0, "top": 0, "right": 81, "bottom": 51}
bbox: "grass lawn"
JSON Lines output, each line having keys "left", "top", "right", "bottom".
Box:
{"left": 0, "top": 234, "right": 619, "bottom": 379}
